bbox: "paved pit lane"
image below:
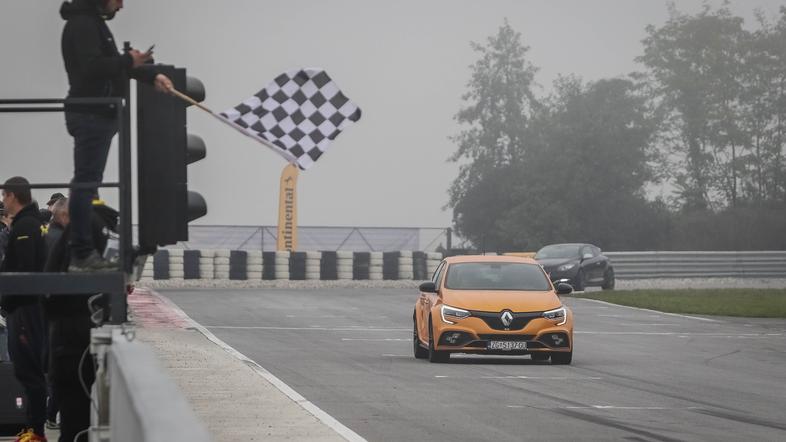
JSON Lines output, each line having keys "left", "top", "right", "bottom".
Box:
{"left": 161, "top": 288, "right": 786, "bottom": 442}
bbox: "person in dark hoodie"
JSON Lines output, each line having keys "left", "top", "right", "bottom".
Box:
{"left": 61, "top": 0, "right": 173, "bottom": 272}
{"left": 0, "top": 177, "right": 49, "bottom": 442}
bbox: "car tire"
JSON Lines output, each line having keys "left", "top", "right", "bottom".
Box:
{"left": 428, "top": 317, "right": 449, "bottom": 363}
{"left": 413, "top": 317, "right": 428, "bottom": 359}
{"left": 551, "top": 351, "right": 572, "bottom": 365}
{"left": 601, "top": 268, "right": 615, "bottom": 290}
{"left": 572, "top": 270, "right": 585, "bottom": 292}
{"left": 531, "top": 352, "right": 550, "bottom": 362}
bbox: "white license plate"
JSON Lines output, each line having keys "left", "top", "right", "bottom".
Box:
{"left": 488, "top": 341, "right": 527, "bottom": 351}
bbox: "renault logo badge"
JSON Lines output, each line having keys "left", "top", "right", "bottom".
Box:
{"left": 500, "top": 311, "right": 513, "bottom": 327}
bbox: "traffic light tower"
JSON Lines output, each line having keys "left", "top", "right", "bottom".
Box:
{"left": 137, "top": 65, "right": 207, "bottom": 248}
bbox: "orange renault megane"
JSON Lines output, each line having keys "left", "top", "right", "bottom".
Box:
{"left": 413, "top": 255, "right": 574, "bottom": 364}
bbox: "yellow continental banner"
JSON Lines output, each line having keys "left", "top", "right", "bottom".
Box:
{"left": 277, "top": 163, "right": 299, "bottom": 251}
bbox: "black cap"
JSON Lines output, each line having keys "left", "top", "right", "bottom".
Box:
{"left": 47, "top": 192, "right": 66, "bottom": 206}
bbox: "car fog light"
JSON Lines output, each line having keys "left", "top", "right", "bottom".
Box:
{"left": 446, "top": 332, "right": 462, "bottom": 344}
{"left": 551, "top": 334, "right": 564, "bottom": 346}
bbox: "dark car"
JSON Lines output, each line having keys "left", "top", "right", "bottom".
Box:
{"left": 534, "top": 243, "right": 614, "bottom": 291}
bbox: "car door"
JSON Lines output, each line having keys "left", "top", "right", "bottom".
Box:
{"left": 580, "top": 245, "right": 604, "bottom": 282}
{"left": 420, "top": 261, "right": 445, "bottom": 340}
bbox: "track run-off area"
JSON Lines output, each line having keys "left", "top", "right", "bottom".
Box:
{"left": 162, "top": 288, "right": 786, "bottom": 442}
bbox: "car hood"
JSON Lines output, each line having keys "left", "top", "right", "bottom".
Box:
{"left": 442, "top": 289, "right": 562, "bottom": 313}
{"left": 535, "top": 258, "right": 577, "bottom": 268}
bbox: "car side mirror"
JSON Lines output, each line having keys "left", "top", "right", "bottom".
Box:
{"left": 555, "top": 283, "right": 573, "bottom": 295}
{"left": 419, "top": 281, "right": 437, "bottom": 293}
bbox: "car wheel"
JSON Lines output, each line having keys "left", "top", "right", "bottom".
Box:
{"left": 601, "top": 268, "right": 615, "bottom": 290}
{"left": 428, "top": 317, "right": 449, "bottom": 363}
{"left": 572, "top": 270, "right": 585, "bottom": 292}
{"left": 531, "top": 352, "right": 550, "bottom": 362}
{"left": 551, "top": 351, "right": 572, "bottom": 365}
{"left": 413, "top": 317, "right": 428, "bottom": 359}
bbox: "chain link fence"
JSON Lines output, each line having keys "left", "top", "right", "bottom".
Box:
{"left": 164, "top": 225, "right": 452, "bottom": 252}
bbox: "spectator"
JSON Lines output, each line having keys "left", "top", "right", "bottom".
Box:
{"left": 44, "top": 198, "right": 68, "bottom": 432}
{"left": 45, "top": 201, "right": 117, "bottom": 442}
{"left": 0, "top": 201, "right": 10, "bottom": 264}
{"left": 60, "top": 0, "right": 173, "bottom": 271}
{"left": 45, "top": 198, "right": 69, "bottom": 255}
{"left": 0, "top": 176, "right": 49, "bottom": 442}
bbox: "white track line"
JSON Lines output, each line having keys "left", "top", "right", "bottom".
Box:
{"left": 154, "top": 292, "right": 367, "bottom": 442}
{"left": 205, "top": 325, "right": 409, "bottom": 331}
{"left": 578, "top": 298, "right": 718, "bottom": 322}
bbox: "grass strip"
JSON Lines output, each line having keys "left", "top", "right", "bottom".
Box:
{"left": 579, "top": 289, "right": 786, "bottom": 318}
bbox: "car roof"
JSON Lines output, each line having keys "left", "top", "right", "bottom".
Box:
{"left": 443, "top": 255, "right": 539, "bottom": 265}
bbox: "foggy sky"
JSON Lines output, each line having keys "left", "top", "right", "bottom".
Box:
{"left": 0, "top": 0, "right": 782, "bottom": 228}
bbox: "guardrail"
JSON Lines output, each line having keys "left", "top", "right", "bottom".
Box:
{"left": 606, "top": 251, "right": 786, "bottom": 279}
{"left": 92, "top": 326, "right": 211, "bottom": 442}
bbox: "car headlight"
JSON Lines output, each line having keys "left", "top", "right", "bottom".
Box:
{"left": 441, "top": 305, "right": 470, "bottom": 324}
{"left": 542, "top": 306, "right": 567, "bottom": 326}
{"left": 557, "top": 262, "right": 576, "bottom": 271}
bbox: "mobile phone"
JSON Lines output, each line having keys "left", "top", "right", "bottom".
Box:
{"left": 145, "top": 44, "right": 155, "bottom": 54}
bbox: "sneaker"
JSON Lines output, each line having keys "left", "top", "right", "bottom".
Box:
{"left": 45, "top": 419, "right": 59, "bottom": 430}
{"left": 68, "top": 250, "right": 117, "bottom": 273}
{"left": 14, "top": 428, "right": 47, "bottom": 442}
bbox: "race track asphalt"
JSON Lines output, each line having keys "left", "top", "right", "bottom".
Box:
{"left": 161, "top": 288, "right": 786, "bottom": 442}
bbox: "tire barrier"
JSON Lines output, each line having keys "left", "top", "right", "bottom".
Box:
{"left": 183, "top": 250, "right": 201, "bottom": 280}
{"left": 153, "top": 249, "right": 169, "bottom": 280}
{"left": 229, "top": 250, "right": 247, "bottom": 280}
{"left": 290, "top": 252, "right": 307, "bottom": 280}
{"left": 413, "top": 251, "right": 427, "bottom": 280}
{"left": 383, "top": 251, "right": 400, "bottom": 280}
{"left": 353, "top": 252, "right": 370, "bottom": 280}
{"left": 131, "top": 250, "right": 786, "bottom": 282}
{"left": 320, "top": 251, "right": 338, "bottom": 280}
{"left": 138, "top": 249, "right": 445, "bottom": 281}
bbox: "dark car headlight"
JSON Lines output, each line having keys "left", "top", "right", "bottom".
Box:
{"left": 557, "top": 262, "right": 577, "bottom": 272}
{"left": 542, "top": 306, "right": 567, "bottom": 326}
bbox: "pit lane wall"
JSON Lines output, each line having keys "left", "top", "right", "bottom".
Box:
{"left": 137, "top": 250, "right": 786, "bottom": 280}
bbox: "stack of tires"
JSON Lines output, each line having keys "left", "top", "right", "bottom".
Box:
{"left": 336, "top": 251, "right": 353, "bottom": 280}
{"left": 199, "top": 250, "right": 215, "bottom": 279}
{"left": 426, "top": 252, "right": 442, "bottom": 279}
{"left": 398, "top": 250, "right": 414, "bottom": 280}
{"left": 246, "top": 250, "right": 263, "bottom": 280}
{"left": 168, "top": 249, "right": 184, "bottom": 280}
{"left": 274, "top": 251, "right": 289, "bottom": 280}
{"left": 369, "top": 252, "right": 383, "bottom": 280}
{"left": 305, "top": 251, "right": 321, "bottom": 280}
{"left": 214, "top": 250, "right": 231, "bottom": 279}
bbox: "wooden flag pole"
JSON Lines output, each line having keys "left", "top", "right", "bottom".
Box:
{"left": 276, "top": 163, "right": 299, "bottom": 251}
{"left": 169, "top": 88, "right": 296, "bottom": 160}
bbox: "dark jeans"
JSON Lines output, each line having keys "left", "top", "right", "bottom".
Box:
{"left": 6, "top": 303, "right": 48, "bottom": 436}
{"left": 50, "top": 316, "right": 94, "bottom": 442}
{"left": 65, "top": 112, "right": 118, "bottom": 259}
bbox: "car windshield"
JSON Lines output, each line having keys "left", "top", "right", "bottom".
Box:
{"left": 535, "top": 244, "right": 581, "bottom": 260}
{"left": 444, "top": 262, "right": 551, "bottom": 291}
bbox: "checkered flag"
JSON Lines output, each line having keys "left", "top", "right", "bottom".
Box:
{"left": 219, "top": 69, "right": 361, "bottom": 170}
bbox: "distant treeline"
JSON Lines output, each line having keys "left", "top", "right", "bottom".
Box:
{"left": 448, "top": 5, "right": 786, "bottom": 251}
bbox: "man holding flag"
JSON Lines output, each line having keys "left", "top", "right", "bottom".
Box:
{"left": 60, "top": 0, "right": 173, "bottom": 272}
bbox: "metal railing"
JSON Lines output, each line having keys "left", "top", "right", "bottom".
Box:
{"left": 606, "top": 251, "right": 786, "bottom": 279}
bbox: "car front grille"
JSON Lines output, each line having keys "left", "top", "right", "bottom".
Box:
{"left": 469, "top": 310, "right": 543, "bottom": 331}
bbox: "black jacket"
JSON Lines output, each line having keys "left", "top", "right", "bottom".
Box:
{"left": 0, "top": 204, "right": 47, "bottom": 313}
{"left": 44, "top": 204, "right": 117, "bottom": 320}
{"left": 60, "top": 0, "right": 158, "bottom": 114}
